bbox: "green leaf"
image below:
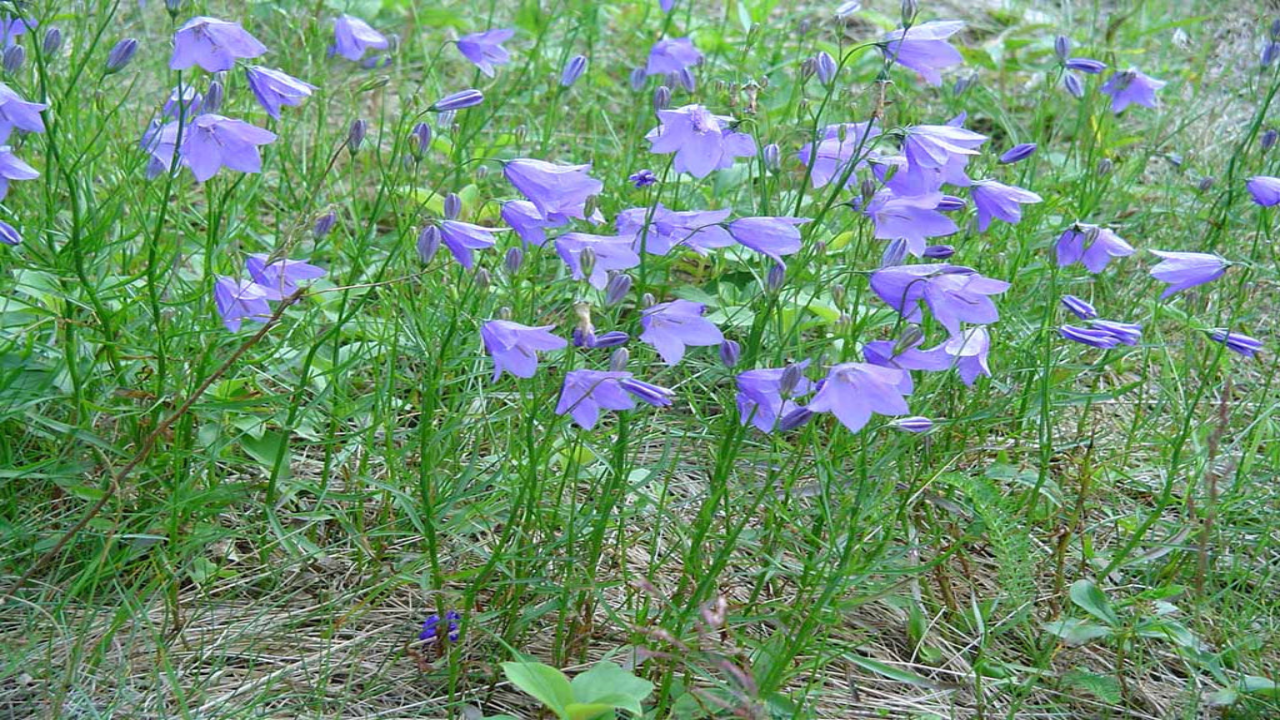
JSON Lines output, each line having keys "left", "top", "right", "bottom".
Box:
{"left": 1069, "top": 580, "right": 1119, "bottom": 627}
{"left": 1043, "top": 618, "right": 1113, "bottom": 646}
{"left": 564, "top": 703, "right": 614, "bottom": 720}
{"left": 844, "top": 653, "right": 943, "bottom": 690}
{"left": 1241, "top": 675, "right": 1280, "bottom": 697}
{"left": 571, "top": 662, "right": 653, "bottom": 717}
{"left": 502, "top": 662, "right": 573, "bottom": 717}
{"left": 1062, "top": 669, "right": 1122, "bottom": 704}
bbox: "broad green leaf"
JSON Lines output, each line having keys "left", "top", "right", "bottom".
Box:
{"left": 1241, "top": 675, "right": 1280, "bottom": 697}
{"left": 1043, "top": 618, "right": 1113, "bottom": 646}
{"left": 502, "top": 662, "right": 573, "bottom": 717}
{"left": 1069, "top": 580, "right": 1119, "bottom": 627}
{"left": 564, "top": 702, "right": 614, "bottom": 720}
{"left": 571, "top": 662, "right": 653, "bottom": 717}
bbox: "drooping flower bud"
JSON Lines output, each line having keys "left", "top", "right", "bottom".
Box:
{"left": 778, "top": 407, "right": 813, "bottom": 432}
{"left": 104, "top": 38, "right": 137, "bottom": 74}
{"left": 998, "top": 143, "right": 1037, "bottom": 165}
{"left": 1060, "top": 294, "right": 1098, "bottom": 320}
{"left": 560, "top": 54, "right": 588, "bottom": 87}
{"left": 410, "top": 122, "right": 432, "bottom": 161}
{"left": 894, "top": 325, "right": 925, "bottom": 355}
{"left": 889, "top": 416, "right": 933, "bottom": 433}
{"left": 936, "top": 195, "right": 967, "bottom": 212}
{"left": 1063, "top": 72, "right": 1084, "bottom": 98}
{"left": 762, "top": 143, "right": 781, "bottom": 173}
{"left": 922, "top": 244, "right": 955, "bottom": 259}
{"left": 430, "top": 89, "right": 484, "bottom": 112}
{"left": 676, "top": 68, "right": 696, "bottom": 92}
{"left": 3, "top": 45, "right": 24, "bottom": 74}
{"left": 1262, "top": 128, "right": 1278, "bottom": 151}
{"left": 1196, "top": 176, "right": 1214, "bottom": 193}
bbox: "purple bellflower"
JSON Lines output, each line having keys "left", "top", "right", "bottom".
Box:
{"left": 897, "top": 123, "right": 987, "bottom": 194}
{"left": 1055, "top": 223, "right": 1135, "bottom": 273}
{"left": 419, "top": 611, "right": 461, "bottom": 643}
{"left": 1060, "top": 325, "right": 1121, "bottom": 349}
{"left": 180, "top": 114, "right": 276, "bottom": 182}
{"left": 213, "top": 276, "right": 282, "bottom": 331}
{"left": 639, "top": 299, "right": 724, "bottom": 366}
{"left": 796, "top": 122, "right": 880, "bottom": 189}
{"left": 871, "top": 264, "right": 1010, "bottom": 336}
{"left": 439, "top": 220, "right": 500, "bottom": 269}
{"left": 503, "top": 158, "right": 604, "bottom": 223}
{"left": 556, "top": 370, "right": 673, "bottom": 429}
{"left": 736, "top": 362, "right": 815, "bottom": 433}
{"left": 616, "top": 205, "right": 734, "bottom": 256}
{"left": 998, "top": 143, "right": 1037, "bottom": 165}
{"left": 170, "top": 17, "right": 267, "bottom": 72}
{"left": 332, "top": 15, "right": 389, "bottom": 62}
{"left": 1208, "top": 330, "right": 1262, "bottom": 358}
{"left": 480, "top": 320, "right": 568, "bottom": 380}
{"left": 863, "top": 190, "right": 957, "bottom": 256}
{"left": 1246, "top": 175, "right": 1280, "bottom": 207}
{"left": 970, "top": 180, "right": 1042, "bottom": 232}
{"left": 0, "top": 218, "right": 20, "bottom": 246}
{"left": 1061, "top": 295, "right": 1098, "bottom": 320}
{"left": 501, "top": 200, "right": 566, "bottom": 247}
{"left": 245, "top": 255, "right": 326, "bottom": 295}
{"left": 881, "top": 20, "right": 965, "bottom": 86}
{"left": 918, "top": 327, "right": 992, "bottom": 386}
{"left": 456, "top": 28, "right": 514, "bottom": 77}
{"left": 646, "top": 37, "right": 702, "bottom": 76}
{"left": 0, "top": 145, "right": 37, "bottom": 199}
{"left": 245, "top": 66, "right": 316, "bottom": 119}
{"left": 727, "top": 216, "right": 811, "bottom": 266}
{"left": 646, "top": 104, "right": 756, "bottom": 178}
{"left": 807, "top": 362, "right": 910, "bottom": 433}
{"left": 862, "top": 336, "right": 951, "bottom": 394}
{"left": 1100, "top": 68, "right": 1166, "bottom": 113}
{"left": 0, "top": 16, "right": 30, "bottom": 49}
{"left": 430, "top": 89, "right": 484, "bottom": 112}
{"left": 0, "top": 83, "right": 45, "bottom": 142}
{"left": 1091, "top": 319, "right": 1143, "bottom": 346}
{"left": 555, "top": 233, "right": 642, "bottom": 289}
{"left": 629, "top": 169, "right": 657, "bottom": 187}
{"left": 1148, "top": 250, "right": 1227, "bottom": 297}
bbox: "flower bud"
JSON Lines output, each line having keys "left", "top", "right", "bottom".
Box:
{"left": 894, "top": 325, "right": 925, "bottom": 354}
{"left": 1065, "top": 58, "right": 1107, "bottom": 74}
{"left": 1262, "top": 128, "right": 1278, "bottom": 151}
{"left": 1272, "top": 18, "right": 1280, "bottom": 42}
{"left": 1196, "top": 176, "right": 1214, "bottom": 193}
{"left": 778, "top": 407, "right": 813, "bottom": 432}
{"left": 3, "top": 45, "right": 24, "bottom": 74}
{"left": 416, "top": 226, "right": 441, "bottom": 263}
{"left": 475, "top": 165, "right": 489, "bottom": 180}
{"left": 814, "top": 51, "right": 836, "bottom": 86}
{"left": 653, "top": 85, "right": 671, "bottom": 111}
{"left": 779, "top": 364, "right": 804, "bottom": 396}
{"left": 642, "top": 292, "right": 655, "bottom": 308}
{"left": 165, "top": 0, "right": 183, "bottom": 17}
{"left": 604, "top": 273, "right": 632, "bottom": 306}
{"left": 799, "top": 56, "right": 816, "bottom": 81}
{"left": 831, "top": 284, "right": 845, "bottom": 306}
{"left": 474, "top": 267, "right": 490, "bottom": 289}
{"left": 560, "top": 54, "right": 587, "bottom": 87}
{"left": 922, "top": 244, "right": 955, "bottom": 259}
{"left": 497, "top": 306, "right": 512, "bottom": 320}
{"left": 677, "top": 67, "right": 696, "bottom": 92}
{"left": 900, "top": 0, "right": 918, "bottom": 25}
{"left": 762, "top": 143, "right": 781, "bottom": 173}
{"left": 1096, "top": 158, "right": 1113, "bottom": 175}
{"left": 347, "top": 119, "right": 368, "bottom": 154}
{"left": 630, "top": 67, "right": 646, "bottom": 92}
{"left": 592, "top": 331, "right": 630, "bottom": 348}
{"left": 765, "top": 263, "right": 785, "bottom": 291}
{"left": 998, "top": 143, "right": 1037, "bottom": 165}
{"left": 443, "top": 192, "right": 461, "bottom": 220}
{"left": 313, "top": 211, "right": 337, "bottom": 239}
{"left": 936, "top": 195, "right": 967, "bottom": 212}
{"left": 1060, "top": 294, "right": 1097, "bottom": 320}
{"left": 430, "top": 89, "right": 484, "bottom": 112}
{"left": 890, "top": 416, "right": 933, "bottom": 433}
{"left": 436, "top": 110, "right": 456, "bottom": 130}
{"left": 42, "top": 28, "right": 63, "bottom": 56}
{"left": 504, "top": 246, "right": 524, "bottom": 275}
{"left": 609, "top": 347, "right": 629, "bottom": 372}
{"left": 952, "top": 74, "right": 977, "bottom": 94}
{"left": 880, "top": 238, "right": 908, "bottom": 268}
{"left": 1263, "top": 42, "right": 1280, "bottom": 68}
{"left": 104, "top": 38, "right": 137, "bottom": 74}
{"left": 1063, "top": 72, "right": 1084, "bottom": 98}
{"left": 1054, "top": 35, "right": 1070, "bottom": 62}
{"left": 719, "top": 339, "right": 741, "bottom": 368}
{"left": 410, "top": 122, "right": 432, "bottom": 160}
{"left": 202, "top": 80, "right": 224, "bottom": 114}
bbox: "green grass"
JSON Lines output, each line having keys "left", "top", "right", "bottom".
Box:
{"left": 1, "top": 0, "right": 1278, "bottom": 718}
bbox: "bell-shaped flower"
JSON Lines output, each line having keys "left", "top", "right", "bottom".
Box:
{"left": 480, "top": 320, "right": 568, "bottom": 380}
{"left": 456, "top": 28, "right": 515, "bottom": 77}
{"left": 555, "top": 233, "right": 641, "bottom": 289}
{"left": 1100, "top": 68, "right": 1165, "bottom": 113}
{"left": 880, "top": 20, "right": 965, "bottom": 86}
{"left": 645, "top": 37, "right": 702, "bottom": 76}
{"left": 179, "top": 114, "right": 276, "bottom": 182}
{"left": 332, "top": 15, "right": 389, "bottom": 62}
{"left": 0, "top": 82, "right": 45, "bottom": 143}
{"left": 616, "top": 205, "right": 734, "bottom": 256}
{"left": 245, "top": 66, "right": 316, "bottom": 119}
{"left": 503, "top": 158, "right": 604, "bottom": 223}
{"left": 970, "top": 180, "right": 1042, "bottom": 232}
{"left": 171, "top": 16, "right": 267, "bottom": 72}
{"left": 556, "top": 370, "right": 673, "bottom": 429}
{"left": 646, "top": 104, "right": 756, "bottom": 179}
{"left": 807, "top": 362, "right": 911, "bottom": 433}
{"left": 639, "top": 299, "right": 724, "bottom": 366}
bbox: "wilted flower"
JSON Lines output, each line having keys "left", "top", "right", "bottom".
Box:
{"left": 1060, "top": 295, "right": 1098, "bottom": 320}
{"left": 736, "top": 362, "right": 815, "bottom": 432}
{"left": 244, "top": 66, "right": 315, "bottom": 119}
{"left": 1100, "top": 68, "right": 1166, "bottom": 113}
{"left": 807, "top": 362, "right": 909, "bottom": 433}
{"left": 880, "top": 20, "right": 965, "bottom": 86}
{"left": 213, "top": 276, "right": 282, "bottom": 331}
{"left": 1246, "top": 175, "right": 1280, "bottom": 207}
{"left": 646, "top": 104, "right": 756, "bottom": 178}
{"left": 561, "top": 54, "right": 587, "bottom": 87}
{"left": 970, "top": 180, "right": 1042, "bottom": 232}
{"left": 870, "top": 264, "right": 1010, "bottom": 336}
{"left": 646, "top": 37, "right": 702, "bottom": 76}
{"left": 0, "top": 82, "right": 45, "bottom": 142}
{"left": 998, "top": 143, "right": 1037, "bottom": 164}
{"left": 245, "top": 255, "right": 326, "bottom": 295}
{"left": 504, "top": 158, "right": 604, "bottom": 223}
{"left": 1148, "top": 250, "right": 1227, "bottom": 297}
{"left": 617, "top": 205, "right": 733, "bottom": 256}
{"left": 0, "top": 218, "right": 21, "bottom": 245}
{"left": 171, "top": 17, "right": 265, "bottom": 72}
{"left": 332, "top": 14, "right": 389, "bottom": 62}
{"left": 629, "top": 168, "right": 657, "bottom": 187}
{"left": 439, "top": 220, "right": 499, "bottom": 269}
{"left": 796, "top": 122, "right": 880, "bottom": 189}
{"left": 727, "top": 216, "right": 811, "bottom": 266}
{"left": 1055, "top": 223, "right": 1135, "bottom": 273}
{"left": 1208, "top": 330, "right": 1262, "bottom": 358}
{"left": 419, "top": 611, "right": 461, "bottom": 643}
{"left": 639, "top": 299, "right": 724, "bottom": 366}
{"left": 456, "top": 28, "right": 515, "bottom": 77}
{"left": 430, "top": 88, "right": 484, "bottom": 112}
{"left": 0, "top": 145, "right": 38, "bottom": 198}
{"left": 481, "top": 320, "right": 567, "bottom": 380}
{"left": 555, "top": 233, "right": 641, "bottom": 289}
{"left": 556, "top": 370, "right": 673, "bottom": 429}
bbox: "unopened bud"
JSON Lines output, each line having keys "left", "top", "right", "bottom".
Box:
{"left": 719, "top": 339, "right": 740, "bottom": 368}
{"left": 880, "top": 238, "right": 908, "bottom": 267}
{"left": 765, "top": 263, "right": 785, "bottom": 291}
{"left": 609, "top": 347, "right": 629, "bottom": 372}
{"left": 578, "top": 246, "right": 596, "bottom": 278}
{"left": 630, "top": 67, "right": 647, "bottom": 92}
{"left": 1262, "top": 128, "right": 1278, "bottom": 151}
{"left": 1096, "top": 158, "right": 1113, "bottom": 175}
{"left": 416, "top": 226, "right": 441, "bottom": 263}
{"left": 443, "top": 193, "right": 461, "bottom": 220}
{"left": 778, "top": 407, "right": 813, "bottom": 432}
{"left": 900, "top": 0, "right": 918, "bottom": 25}
{"left": 894, "top": 325, "right": 925, "bottom": 354}
{"left": 504, "top": 246, "right": 524, "bottom": 275}
{"left": 474, "top": 267, "right": 490, "bottom": 289}
{"left": 104, "top": 38, "right": 137, "bottom": 74}
{"left": 410, "top": 122, "right": 432, "bottom": 160}
{"left": 653, "top": 85, "right": 671, "bottom": 111}
{"left": 604, "top": 273, "right": 632, "bottom": 306}
{"left": 922, "top": 244, "right": 955, "bottom": 259}
{"left": 42, "top": 28, "right": 63, "bottom": 56}
{"left": 202, "top": 80, "right": 224, "bottom": 114}
{"left": 1054, "top": 35, "right": 1070, "bottom": 62}
{"left": 779, "top": 364, "right": 803, "bottom": 396}
{"left": 1197, "top": 176, "right": 1214, "bottom": 193}
{"left": 762, "top": 143, "right": 781, "bottom": 173}
{"left": 3, "top": 45, "right": 25, "bottom": 74}
{"left": 641, "top": 292, "right": 655, "bottom": 308}
{"left": 814, "top": 51, "right": 836, "bottom": 86}
{"left": 313, "top": 211, "right": 337, "bottom": 239}
{"left": 347, "top": 119, "right": 368, "bottom": 155}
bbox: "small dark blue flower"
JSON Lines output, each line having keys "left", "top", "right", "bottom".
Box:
{"left": 419, "top": 611, "right": 462, "bottom": 642}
